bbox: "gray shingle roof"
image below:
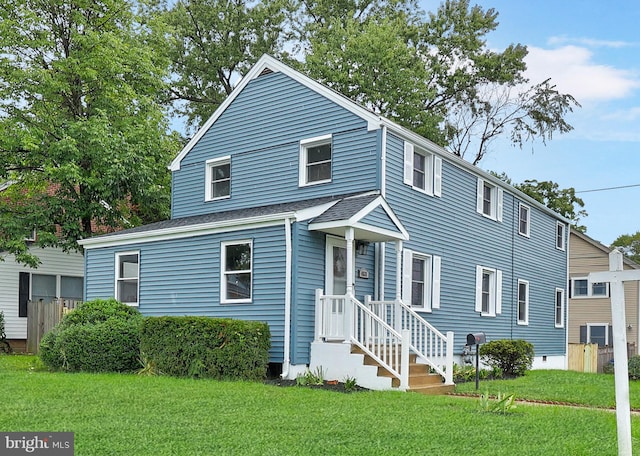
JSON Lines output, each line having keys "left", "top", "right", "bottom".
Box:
{"left": 310, "top": 193, "right": 379, "bottom": 224}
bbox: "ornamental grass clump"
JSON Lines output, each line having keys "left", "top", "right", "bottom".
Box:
{"left": 39, "top": 298, "right": 142, "bottom": 373}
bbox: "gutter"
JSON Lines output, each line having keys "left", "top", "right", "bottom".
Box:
{"left": 281, "top": 217, "right": 293, "bottom": 379}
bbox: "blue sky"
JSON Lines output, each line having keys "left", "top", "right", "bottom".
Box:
{"left": 419, "top": 0, "right": 640, "bottom": 245}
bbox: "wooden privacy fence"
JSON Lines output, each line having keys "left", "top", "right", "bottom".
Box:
{"left": 26, "top": 298, "right": 81, "bottom": 353}
{"left": 568, "top": 343, "right": 637, "bottom": 373}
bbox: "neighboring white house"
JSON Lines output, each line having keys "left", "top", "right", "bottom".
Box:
{"left": 0, "top": 247, "right": 84, "bottom": 351}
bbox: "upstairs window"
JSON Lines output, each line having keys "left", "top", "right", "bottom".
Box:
{"left": 221, "top": 240, "right": 252, "bottom": 303}
{"left": 518, "top": 203, "right": 530, "bottom": 237}
{"left": 556, "top": 222, "right": 566, "bottom": 250}
{"left": 476, "top": 178, "right": 503, "bottom": 221}
{"left": 402, "top": 249, "right": 441, "bottom": 312}
{"left": 403, "top": 141, "right": 442, "bottom": 197}
{"left": 300, "top": 135, "right": 332, "bottom": 186}
{"left": 115, "top": 252, "right": 139, "bottom": 306}
{"left": 571, "top": 278, "right": 609, "bottom": 298}
{"left": 475, "top": 265, "right": 502, "bottom": 317}
{"left": 205, "top": 156, "right": 231, "bottom": 201}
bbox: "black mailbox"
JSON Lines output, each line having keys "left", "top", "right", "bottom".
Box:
{"left": 466, "top": 332, "right": 486, "bottom": 346}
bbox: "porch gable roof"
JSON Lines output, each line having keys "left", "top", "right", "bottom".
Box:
{"left": 308, "top": 193, "right": 409, "bottom": 242}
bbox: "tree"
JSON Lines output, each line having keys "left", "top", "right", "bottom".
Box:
{"left": 0, "top": 0, "right": 180, "bottom": 266}
{"left": 492, "top": 173, "right": 587, "bottom": 232}
{"left": 299, "top": 0, "right": 579, "bottom": 164}
{"left": 162, "top": 0, "right": 293, "bottom": 132}
{"left": 611, "top": 232, "right": 640, "bottom": 264}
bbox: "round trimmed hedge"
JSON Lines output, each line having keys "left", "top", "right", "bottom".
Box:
{"left": 39, "top": 298, "right": 142, "bottom": 373}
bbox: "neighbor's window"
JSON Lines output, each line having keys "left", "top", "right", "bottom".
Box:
{"left": 517, "top": 280, "right": 529, "bottom": 325}
{"left": 403, "top": 141, "right": 442, "bottom": 197}
{"left": 31, "top": 274, "right": 57, "bottom": 304}
{"left": 300, "top": 135, "right": 332, "bottom": 186}
{"left": 555, "top": 288, "right": 565, "bottom": 328}
{"left": 205, "top": 156, "right": 231, "bottom": 201}
{"left": 519, "top": 204, "right": 530, "bottom": 237}
{"left": 556, "top": 222, "right": 566, "bottom": 250}
{"left": 476, "top": 178, "right": 503, "bottom": 221}
{"left": 116, "top": 252, "right": 139, "bottom": 306}
{"left": 221, "top": 240, "right": 252, "bottom": 303}
{"left": 580, "top": 323, "right": 609, "bottom": 346}
{"left": 475, "top": 266, "right": 502, "bottom": 316}
{"left": 571, "top": 278, "right": 608, "bottom": 298}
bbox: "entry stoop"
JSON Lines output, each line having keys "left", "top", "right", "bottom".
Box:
{"left": 352, "top": 346, "right": 454, "bottom": 395}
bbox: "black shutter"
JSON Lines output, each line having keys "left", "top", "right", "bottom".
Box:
{"left": 609, "top": 325, "right": 614, "bottom": 347}
{"left": 579, "top": 325, "right": 587, "bottom": 344}
{"left": 18, "top": 272, "right": 30, "bottom": 317}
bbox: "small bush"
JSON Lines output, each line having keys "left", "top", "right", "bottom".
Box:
{"left": 39, "top": 298, "right": 142, "bottom": 373}
{"left": 140, "top": 316, "right": 270, "bottom": 381}
{"left": 628, "top": 355, "right": 640, "bottom": 380}
{"left": 479, "top": 339, "right": 534, "bottom": 377}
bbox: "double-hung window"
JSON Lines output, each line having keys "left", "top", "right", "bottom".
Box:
{"left": 475, "top": 266, "right": 502, "bottom": 316}
{"left": 403, "top": 141, "right": 442, "bottom": 196}
{"left": 300, "top": 135, "right": 332, "bottom": 186}
{"left": 518, "top": 203, "right": 530, "bottom": 237}
{"left": 115, "top": 252, "right": 139, "bottom": 306}
{"left": 476, "top": 178, "right": 503, "bottom": 221}
{"left": 402, "top": 249, "right": 441, "bottom": 311}
{"left": 555, "top": 288, "right": 565, "bottom": 327}
{"left": 205, "top": 156, "right": 231, "bottom": 201}
{"left": 580, "top": 323, "right": 610, "bottom": 346}
{"left": 556, "top": 222, "right": 566, "bottom": 250}
{"left": 571, "top": 277, "right": 608, "bottom": 298}
{"left": 221, "top": 240, "right": 252, "bottom": 303}
{"left": 517, "top": 280, "right": 529, "bottom": 325}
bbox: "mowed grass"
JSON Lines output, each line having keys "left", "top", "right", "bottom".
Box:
{"left": 1, "top": 355, "right": 640, "bottom": 455}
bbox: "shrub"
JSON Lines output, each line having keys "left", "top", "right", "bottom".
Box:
{"left": 628, "top": 355, "right": 640, "bottom": 380}
{"left": 140, "top": 316, "right": 270, "bottom": 381}
{"left": 39, "top": 298, "right": 142, "bottom": 373}
{"left": 479, "top": 339, "right": 534, "bottom": 377}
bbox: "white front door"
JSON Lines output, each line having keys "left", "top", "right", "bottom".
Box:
{"left": 323, "top": 237, "right": 353, "bottom": 340}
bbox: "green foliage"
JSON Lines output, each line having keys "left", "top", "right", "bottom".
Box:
{"left": 0, "top": 0, "right": 180, "bottom": 266}
{"left": 343, "top": 376, "right": 358, "bottom": 392}
{"left": 0, "top": 311, "right": 11, "bottom": 353}
{"left": 296, "top": 366, "right": 326, "bottom": 386}
{"left": 479, "top": 339, "right": 534, "bottom": 377}
{"left": 611, "top": 232, "right": 640, "bottom": 264}
{"left": 38, "top": 299, "right": 142, "bottom": 373}
{"left": 628, "top": 355, "right": 640, "bottom": 380}
{"left": 139, "top": 316, "right": 270, "bottom": 381}
{"left": 452, "top": 363, "right": 503, "bottom": 383}
{"left": 479, "top": 391, "right": 517, "bottom": 414}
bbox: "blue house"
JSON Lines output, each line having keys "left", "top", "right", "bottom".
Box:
{"left": 79, "top": 55, "right": 569, "bottom": 391}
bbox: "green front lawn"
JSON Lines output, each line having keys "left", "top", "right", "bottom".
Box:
{"left": 1, "top": 355, "right": 638, "bottom": 455}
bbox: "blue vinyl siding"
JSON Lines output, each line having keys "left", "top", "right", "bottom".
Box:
{"left": 360, "top": 205, "right": 401, "bottom": 234}
{"left": 172, "top": 72, "right": 379, "bottom": 218}
{"left": 383, "top": 132, "right": 567, "bottom": 356}
{"left": 85, "top": 225, "right": 288, "bottom": 362}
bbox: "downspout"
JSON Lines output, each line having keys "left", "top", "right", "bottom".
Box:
{"left": 565, "top": 225, "right": 570, "bottom": 369}
{"left": 281, "top": 217, "right": 293, "bottom": 379}
{"left": 378, "top": 125, "right": 388, "bottom": 300}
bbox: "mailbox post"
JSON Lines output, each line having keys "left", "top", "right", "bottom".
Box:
{"left": 466, "top": 332, "right": 486, "bottom": 390}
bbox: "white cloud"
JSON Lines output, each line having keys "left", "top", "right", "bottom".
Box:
{"left": 524, "top": 45, "right": 640, "bottom": 102}
{"left": 602, "top": 106, "right": 640, "bottom": 122}
{"left": 548, "top": 35, "right": 636, "bottom": 48}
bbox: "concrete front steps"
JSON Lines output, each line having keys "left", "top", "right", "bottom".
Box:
{"left": 353, "top": 346, "right": 455, "bottom": 395}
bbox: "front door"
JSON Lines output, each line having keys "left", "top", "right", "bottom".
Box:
{"left": 324, "top": 237, "right": 353, "bottom": 340}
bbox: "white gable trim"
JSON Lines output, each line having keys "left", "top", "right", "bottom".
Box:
{"left": 169, "top": 54, "right": 381, "bottom": 171}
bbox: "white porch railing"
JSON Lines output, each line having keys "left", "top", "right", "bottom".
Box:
{"left": 315, "top": 290, "right": 454, "bottom": 388}
{"left": 365, "top": 297, "right": 454, "bottom": 384}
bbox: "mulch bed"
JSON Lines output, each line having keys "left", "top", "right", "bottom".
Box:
{"left": 264, "top": 378, "right": 369, "bottom": 393}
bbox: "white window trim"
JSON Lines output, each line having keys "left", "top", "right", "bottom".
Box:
{"left": 556, "top": 222, "right": 566, "bottom": 251}
{"left": 205, "top": 156, "right": 231, "bottom": 202}
{"left": 221, "top": 239, "right": 253, "bottom": 304}
{"left": 517, "top": 279, "right": 529, "bottom": 325}
{"left": 401, "top": 248, "right": 441, "bottom": 312}
{"left": 587, "top": 323, "right": 610, "bottom": 345}
{"left": 518, "top": 203, "right": 530, "bottom": 237}
{"left": 555, "top": 288, "right": 565, "bottom": 328}
{"left": 475, "top": 265, "right": 502, "bottom": 317}
{"left": 571, "top": 277, "right": 609, "bottom": 299}
{"left": 403, "top": 141, "right": 442, "bottom": 197}
{"left": 115, "top": 251, "right": 140, "bottom": 307}
{"left": 299, "top": 134, "right": 332, "bottom": 187}
{"left": 476, "top": 178, "right": 503, "bottom": 222}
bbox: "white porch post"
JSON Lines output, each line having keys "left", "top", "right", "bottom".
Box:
{"left": 344, "top": 228, "right": 355, "bottom": 342}
{"left": 589, "top": 249, "right": 640, "bottom": 456}
{"left": 394, "top": 241, "right": 403, "bottom": 331}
